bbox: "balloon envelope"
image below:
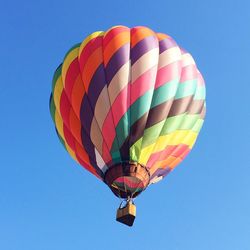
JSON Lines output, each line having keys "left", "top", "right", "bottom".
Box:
{"left": 50, "top": 25, "right": 206, "bottom": 199}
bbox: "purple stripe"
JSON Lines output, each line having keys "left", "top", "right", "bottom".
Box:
{"left": 150, "top": 167, "right": 171, "bottom": 180}
{"left": 80, "top": 63, "right": 106, "bottom": 134}
{"left": 81, "top": 127, "right": 104, "bottom": 178}
{"left": 159, "top": 38, "right": 177, "bottom": 54}
{"left": 80, "top": 96, "right": 104, "bottom": 177}
{"left": 105, "top": 43, "right": 130, "bottom": 85}
{"left": 87, "top": 63, "right": 107, "bottom": 108}
{"left": 130, "top": 36, "right": 158, "bottom": 65}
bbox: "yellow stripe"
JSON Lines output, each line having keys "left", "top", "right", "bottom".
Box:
{"left": 53, "top": 75, "right": 64, "bottom": 115}
{"left": 138, "top": 130, "right": 198, "bottom": 165}
{"left": 54, "top": 110, "right": 78, "bottom": 162}
{"left": 138, "top": 143, "right": 155, "bottom": 164}
{"left": 65, "top": 144, "right": 78, "bottom": 162}
{"left": 79, "top": 31, "right": 104, "bottom": 56}
{"left": 62, "top": 46, "right": 79, "bottom": 85}
{"left": 55, "top": 110, "right": 64, "bottom": 140}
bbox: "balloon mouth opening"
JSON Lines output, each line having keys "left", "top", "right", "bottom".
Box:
{"left": 104, "top": 161, "right": 150, "bottom": 199}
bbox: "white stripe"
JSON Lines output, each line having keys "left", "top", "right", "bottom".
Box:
{"left": 149, "top": 176, "right": 163, "bottom": 184}
{"left": 181, "top": 53, "right": 196, "bottom": 67}
{"left": 131, "top": 48, "right": 159, "bottom": 81}
{"left": 95, "top": 148, "right": 108, "bottom": 172}
{"left": 158, "top": 47, "right": 182, "bottom": 69}
{"left": 108, "top": 61, "right": 131, "bottom": 104}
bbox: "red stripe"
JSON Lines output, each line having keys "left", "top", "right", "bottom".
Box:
{"left": 76, "top": 154, "right": 101, "bottom": 179}
{"left": 63, "top": 124, "right": 76, "bottom": 151}
{"left": 79, "top": 36, "right": 103, "bottom": 69}
{"left": 103, "top": 26, "right": 129, "bottom": 48}
{"left": 60, "top": 90, "right": 71, "bottom": 127}
{"left": 64, "top": 58, "right": 80, "bottom": 100}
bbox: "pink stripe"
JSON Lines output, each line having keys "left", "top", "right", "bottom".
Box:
{"left": 101, "top": 85, "right": 130, "bottom": 154}
{"left": 179, "top": 148, "right": 190, "bottom": 159}
{"left": 147, "top": 144, "right": 189, "bottom": 168}
{"left": 102, "top": 143, "right": 112, "bottom": 163}
{"left": 155, "top": 61, "right": 181, "bottom": 88}
{"left": 111, "top": 85, "right": 130, "bottom": 126}
{"left": 102, "top": 111, "right": 117, "bottom": 150}
{"left": 197, "top": 71, "right": 205, "bottom": 86}
{"left": 180, "top": 64, "right": 197, "bottom": 83}
{"left": 115, "top": 177, "right": 144, "bottom": 188}
{"left": 101, "top": 66, "right": 158, "bottom": 152}
{"left": 147, "top": 146, "right": 176, "bottom": 167}
{"left": 171, "top": 144, "right": 190, "bottom": 157}
{"left": 131, "top": 65, "right": 157, "bottom": 104}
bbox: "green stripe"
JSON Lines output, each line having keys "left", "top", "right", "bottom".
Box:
{"left": 130, "top": 138, "right": 142, "bottom": 162}
{"left": 55, "top": 128, "right": 66, "bottom": 149}
{"left": 151, "top": 79, "right": 179, "bottom": 107}
{"left": 49, "top": 94, "right": 56, "bottom": 123}
{"left": 161, "top": 114, "right": 200, "bottom": 135}
{"left": 111, "top": 89, "right": 154, "bottom": 153}
{"left": 194, "top": 86, "right": 206, "bottom": 100}
{"left": 192, "top": 119, "right": 204, "bottom": 133}
{"left": 111, "top": 80, "right": 179, "bottom": 155}
{"left": 141, "top": 120, "right": 166, "bottom": 147}
{"left": 63, "top": 43, "right": 81, "bottom": 60}
{"left": 175, "top": 79, "right": 197, "bottom": 99}
{"left": 52, "top": 65, "right": 62, "bottom": 93}
{"left": 130, "top": 89, "right": 154, "bottom": 125}
{"left": 131, "top": 114, "right": 203, "bottom": 152}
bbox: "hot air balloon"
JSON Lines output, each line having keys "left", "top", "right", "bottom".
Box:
{"left": 49, "top": 25, "right": 206, "bottom": 226}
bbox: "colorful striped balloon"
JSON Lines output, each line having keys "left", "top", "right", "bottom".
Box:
{"left": 49, "top": 25, "right": 206, "bottom": 201}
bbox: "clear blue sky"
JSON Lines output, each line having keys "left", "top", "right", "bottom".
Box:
{"left": 1, "top": 0, "right": 250, "bottom": 249}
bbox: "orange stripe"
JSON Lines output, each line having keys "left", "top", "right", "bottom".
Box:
{"left": 103, "top": 31, "right": 130, "bottom": 66}
{"left": 75, "top": 140, "right": 92, "bottom": 167}
{"left": 150, "top": 155, "right": 179, "bottom": 174}
{"left": 71, "top": 74, "right": 85, "bottom": 118}
{"left": 131, "top": 26, "right": 155, "bottom": 47}
{"left": 81, "top": 46, "right": 103, "bottom": 92}
{"left": 69, "top": 109, "right": 82, "bottom": 146}
{"left": 103, "top": 26, "right": 129, "bottom": 48}
{"left": 169, "top": 157, "right": 182, "bottom": 169}
{"left": 157, "top": 33, "right": 170, "bottom": 41}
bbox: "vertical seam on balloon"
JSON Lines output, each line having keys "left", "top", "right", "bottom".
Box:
{"left": 129, "top": 28, "right": 160, "bottom": 162}
{"left": 134, "top": 32, "right": 163, "bottom": 164}
{"left": 128, "top": 28, "right": 132, "bottom": 161}
{"left": 140, "top": 46, "right": 183, "bottom": 169}
{"left": 58, "top": 53, "right": 103, "bottom": 174}
{"left": 60, "top": 43, "right": 106, "bottom": 177}
{"left": 52, "top": 79, "right": 103, "bottom": 178}
{"left": 148, "top": 62, "right": 202, "bottom": 178}
{"left": 51, "top": 64, "right": 94, "bottom": 172}
{"left": 102, "top": 30, "right": 123, "bottom": 165}
{"left": 149, "top": 110, "right": 204, "bottom": 177}
{"left": 76, "top": 35, "right": 114, "bottom": 174}
{"left": 160, "top": 74, "right": 205, "bottom": 170}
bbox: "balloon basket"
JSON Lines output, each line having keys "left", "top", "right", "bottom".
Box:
{"left": 116, "top": 201, "right": 136, "bottom": 227}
